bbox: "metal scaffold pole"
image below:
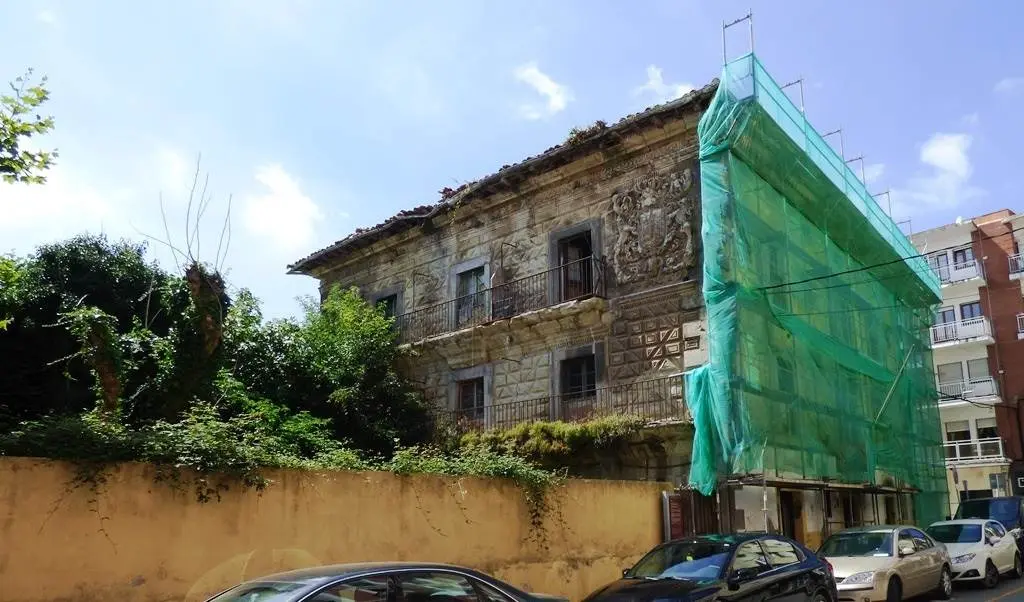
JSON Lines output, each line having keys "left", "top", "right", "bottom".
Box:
{"left": 722, "top": 10, "right": 754, "bottom": 64}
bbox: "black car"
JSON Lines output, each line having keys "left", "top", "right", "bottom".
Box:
{"left": 583, "top": 533, "right": 837, "bottom": 602}
{"left": 204, "top": 562, "right": 569, "bottom": 602}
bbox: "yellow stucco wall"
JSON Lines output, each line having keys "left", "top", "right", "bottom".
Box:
{"left": 0, "top": 458, "right": 671, "bottom": 602}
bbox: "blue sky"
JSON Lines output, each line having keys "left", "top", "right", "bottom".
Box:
{"left": 2, "top": 0, "right": 1022, "bottom": 319}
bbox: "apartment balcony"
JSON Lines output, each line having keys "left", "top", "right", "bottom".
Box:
{"left": 1018, "top": 313, "right": 1024, "bottom": 341}
{"left": 934, "top": 259, "right": 984, "bottom": 287}
{"left": 1009, "top": 253, "right": 1023, "bottom": 281}
{"left": 433, "top": 374, "right": 686, "bottom": 433}
{"left": 937, "top": 377, "right": 999, "bottom": 404}
{"left": 930, "top": 317, "right": 994, "bottom": 348}
{"left": 395, "top": 257, "right": 606, "bottom": 343}
{"left": 944, "top": 437, "right": 1009, "bottom": 467}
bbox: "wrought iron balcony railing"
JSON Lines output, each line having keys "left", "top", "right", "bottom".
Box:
{"left": 433, "top": 374, "right": 686, "bottom": 433}
{"left": 396, "top": 256, "right": 606, "bottom": 343}
{"left": 1009, "top": 253, "right": 1023, "bottom": 279}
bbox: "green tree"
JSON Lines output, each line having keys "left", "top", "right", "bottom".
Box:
{"left": 1, "top": 69, "right": 56, "bottom": 184}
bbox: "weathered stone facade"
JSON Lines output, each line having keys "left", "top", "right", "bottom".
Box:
{"left": 292, "top": 85, "right": 715, "bottom": 431}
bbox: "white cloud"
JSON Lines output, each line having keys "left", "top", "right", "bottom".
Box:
{"left": 513, "top": 62, "right": 573, "bottom": 120}
{"left": 241, "top": 164, "right": 323, "bottom": 252}
{"left": 633, "top": 65, "right": 694, "bottom": 104}
{"left": 863, "top": 163, "right": 885, "bottom": 184}
{"left": 891, "top": 132, "right": 983, "bottom": 219}
{"left": 994, "top": 77, "right": 1024, "bottom": 94}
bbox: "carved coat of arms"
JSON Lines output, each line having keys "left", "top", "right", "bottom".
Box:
{"left": 611, "top": 168, "right": 696, "bottom": 284}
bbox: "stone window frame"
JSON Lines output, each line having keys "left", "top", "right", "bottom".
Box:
{"left": 448, "top": 364, "right": 494, "bottom": 417}
{"left": 550, "top": 342, "right": 606, "bottom": 419}
{"left": 369, "top": 285, "right": 405, "bottom": 317}
{"left": 448, "top": 256, "right": 491, "bottom": 300}
{"left": 547, "top": 219, "right": 603, "bottom": 302}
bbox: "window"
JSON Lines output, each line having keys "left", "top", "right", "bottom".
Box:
{"left": 953, "top": 247, "right": 975, "bottom": 265}
{"left": 936, "top": 362, "right": 964, "bottom": 384}
{"left": 473, "top": 580, "right": 514, "bottom": 602}
{"left": 457, "top": 378, "right": 485, "bottom": 419}
{"left": 313, "top": 576, "right": 392, "bottom": 602}
{"left": 967, "top": 358, "right": 990, "bottom": 379}
{"left": 397, "top": 573, "right": 478, "bottom": 602}
{"left": 761, "top": 539, "right": 802, "bottom": 567}
{"left": 931, "top": 253, "right": 951, "bottom": 282}
{"left": 935, "top": 307, "right": 955, "bottom": 325}
{"left": 945, "top": 420, "right": 971, "bottom": 442}
{"left": 376, "top": 294, "right": 399, "bottom": 318}
{"left": 556, "top": 231, "right": 594, "bottom": 301}
{"left": 961, "top": 301, "right": 983, "bottom": 320}
{"left": 561, "top": 355, "right": 597, "bottom": 399}
{"left": 897, "top": 529, "right": 916, "bottom": 552}
{"left": 907, "top": 528, "right": 932, "bottom": 551}
{"left": 977, "top": 417, "right": 998, "bottom": 440}
{"left": 456, "top": 267, "right": 487, "bottom": 326}
{"left": 731, "top": 540, "right": 771, "bottom": 574}
{"left": 776, "top": 356, "right": 795, "bottom": 394}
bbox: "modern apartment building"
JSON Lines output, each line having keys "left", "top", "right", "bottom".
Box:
{"left": 910, "top": 210, "right": 1024, "bottom": 514}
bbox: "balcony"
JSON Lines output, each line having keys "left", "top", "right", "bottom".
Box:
{"left": 944, "top": 437, "right": 1009, "bottom": 466}
{"left": 1010, "top": 254, "right": 1023, "bottom": 280}
{"left": 434, "top": 374, "right": 686, "bottom": 433}
{"left": 934, "top": 259, "right": 983, "bottom": 286}
{"left": 930, "top": 317, "right": 994, "bottom": 348}
{"left": 937, "top": 377, "right": 999, "bottom": 402}
{"left": 1018, "top": 314, "right": 1024, "bottom": 341}
{"left": 395, "top": 257, "right": 606, "bottom": 343}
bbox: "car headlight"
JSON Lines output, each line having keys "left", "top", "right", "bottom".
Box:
{"left": 842, "top": 572, "right": 875, "bottom": 585}
{"left": 953, "top": 553, "right": 977, "bottom": 564}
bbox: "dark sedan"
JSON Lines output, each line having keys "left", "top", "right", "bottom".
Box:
{"left": 204, "top": 562, "right": 568, "bottom": 602}
{"left": 583, "top": 533, "right": 837, "bottom": 602}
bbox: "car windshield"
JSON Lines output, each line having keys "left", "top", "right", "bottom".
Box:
{"left": 627, "top": 541, "right": 733, "bottom": 580}
{"left": 207, "top": 579, "right": 322, "bottom": 602}
{"left": 926, "top": 523, "right": 983, "bottom": 544}
{"left": 956, "top": 499, "right": 1019, "bottom": 526}
{"left": 819, "top": 531, "right": 893, "bottom": 557}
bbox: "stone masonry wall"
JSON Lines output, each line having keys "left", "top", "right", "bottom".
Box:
{"left": 317, "top": 114, "right": 707, "bottom": 413}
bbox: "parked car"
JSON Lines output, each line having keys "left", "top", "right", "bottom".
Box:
{"left": 819, "top": 525, "right": 951, "bottom": 602}
{"left": 204, "top": 562, "right": 569, "bottom": 602}
{"left": 926, "top": 519, "right": 1022, "bottom": 587}
{"left": 954, "top": 496, "right": 1024, "bottom": 553}
{"left": 581, "top": 533, "right": 837, "bottom": 602}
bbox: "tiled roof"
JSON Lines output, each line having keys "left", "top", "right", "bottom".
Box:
{"left": 288, "top": 78, "right": 719, "bottom": 275}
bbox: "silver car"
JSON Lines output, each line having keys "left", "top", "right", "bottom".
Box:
{"left": 819, "top": 525, "right": 952, "bottom": 602}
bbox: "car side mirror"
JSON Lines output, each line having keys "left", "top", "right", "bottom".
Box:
{"left": 898, "top": 545, "right": 915, "bottom": 557}
{"left": 989, "top": 536, "right": 1001, "bottom": 546}
{"left": 622, "top": 569, "right": 629, "bottom": 577}
{"left": 727, "top": 568, "right": 758, "bottom": 591}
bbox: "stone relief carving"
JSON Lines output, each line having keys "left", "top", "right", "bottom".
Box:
{"left": 611, "top": 168, "right": 697, "bottom": 284}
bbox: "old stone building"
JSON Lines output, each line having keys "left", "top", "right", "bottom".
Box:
{"left": 289, "top": 83, "right": 717, "bottom": 448}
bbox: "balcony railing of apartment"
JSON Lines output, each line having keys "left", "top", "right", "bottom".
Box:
{"left": 434, "top": 374, "right": 686, "bottom": 433}
{"left": 933, "top": 259, "right": 982, "bottom": 284}
{"left": 1009, "top": 253, "right": 1023, "bottom": 280}
{"left": 930, "top": 316, "right": 992, "bottom": 346}
{"left": 937, "top": 376, "right": 999, "bottom": 400}
{"left": 944, "top": 437, "right": 1007, "bottom": 465}
{"left": 395, "top": 256, "right": 606, "bottom": 343}
{"left": 1018, "top": 313, "right": 1024, "bottom": 341}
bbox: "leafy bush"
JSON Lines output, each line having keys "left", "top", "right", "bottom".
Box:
{"left": 459, "top": 414, "right": 645, "bottom": 464}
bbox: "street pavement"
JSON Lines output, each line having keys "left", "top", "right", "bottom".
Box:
{"left": 915, "top": 577, "right": 1024, "bottom": 601}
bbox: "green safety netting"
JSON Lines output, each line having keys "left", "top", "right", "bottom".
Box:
{"left": 685, "top": 53, "right": 947, "bottom": 524}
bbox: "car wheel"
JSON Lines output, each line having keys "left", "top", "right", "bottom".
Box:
{"left": 885, "top": 577, "right": 902, "bottom": 602}
{"left": 984, "top": 560, "right": 1000, "bottom": 589}
{"left": 1012, "top": 553, "right": 1023, "bottom": 579}
{"left": 934, "top": 565, "right": 953, "bottom": 600}
{"left": 810, "top": 590, "right": 829, "bottom": 602}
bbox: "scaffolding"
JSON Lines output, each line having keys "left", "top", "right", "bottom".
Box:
{"left": 684, "top": 52, "right": 947, "bottom": 525}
